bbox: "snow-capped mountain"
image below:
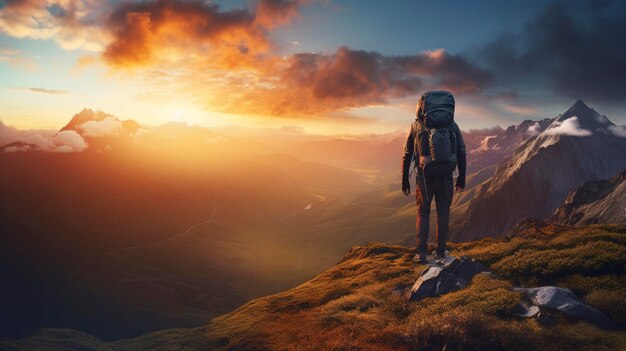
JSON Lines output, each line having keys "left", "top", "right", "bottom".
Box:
{"left": 457, "top": 100, "right": 626, "bottom": 240}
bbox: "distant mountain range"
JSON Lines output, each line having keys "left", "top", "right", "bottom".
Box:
{"left": 453, "top": 100, "right": 626, "bottom": 240}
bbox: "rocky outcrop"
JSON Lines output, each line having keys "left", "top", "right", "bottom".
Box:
{"left": 408, "top": 255, "right": 611, "bottom": 328}
{"left": 406, "top": 256, "right": 488, "bottom": 301}
{"left": 551, "top": 169, "right": 626, "bottom": 225}
{"left": 514, "top": 286, "right": 610, "bottom": 327}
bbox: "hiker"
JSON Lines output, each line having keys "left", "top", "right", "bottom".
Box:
{"left": 401, "top": 91, "right": 466, "bottom": 263}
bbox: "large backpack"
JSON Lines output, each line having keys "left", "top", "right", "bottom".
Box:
{"left": 413, "top": 91, "right": 457, "bottom": 176}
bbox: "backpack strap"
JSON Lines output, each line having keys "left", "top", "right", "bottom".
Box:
{"left": 449, "top": 125, "right": 458, "bottom": 163}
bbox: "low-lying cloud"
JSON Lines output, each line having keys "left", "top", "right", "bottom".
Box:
{"left": 78, "top": 116, "right": 123, "bottom": 137}
{"left": 526, "top": 122, "right": 541, "bottom": 136}
{"left": 608, "top": 125, "right": 626, "bottom": 138}
{"left": 543, "top": 117, "right": 592, "bottom": 137}
{"left": 0, "top": 120, "right": 87, "bottom": 152}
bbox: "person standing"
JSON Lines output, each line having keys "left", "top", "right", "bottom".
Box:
{"left": 401, "top": 91, "right": 466, "bottom": 263}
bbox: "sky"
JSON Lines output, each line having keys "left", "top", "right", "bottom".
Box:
{"left": 1, "top": 0, "right": 625, "bottom": 134}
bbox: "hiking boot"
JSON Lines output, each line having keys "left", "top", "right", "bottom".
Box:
{"left": 432, "top": 250, "right": 448, "bottom": 259}
{"left": 432, "top": 250, "right": 447, "bottom": 265}
{"left": 413, "top": 253, "right": 428, "bottom": 263}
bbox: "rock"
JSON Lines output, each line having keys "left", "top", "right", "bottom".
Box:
{"left": 514, "top": 286, "right": 610, "bottom": 327}
{"left": 512, "top": 301, "right": 540, "bottom": 318}
{"left": 406, "top": 256, "right": 488, "bottom": 302}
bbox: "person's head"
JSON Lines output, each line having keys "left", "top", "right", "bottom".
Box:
{"left": 415, "top": 94, "right": 427, "bottom": 122}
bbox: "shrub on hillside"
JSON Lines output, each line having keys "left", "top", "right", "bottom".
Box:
{"left": 492, "top": 241, "right": 626, "bottom": 283}
{"left": 430, "top": 274, "right": 521, "bottom": 317}
{"left": 585, "top": 289, "right": 626, "bottom": 325}
{"left": 407, "top": 310, "right": 537, "bottom": 351}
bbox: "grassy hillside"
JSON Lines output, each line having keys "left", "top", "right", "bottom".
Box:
{"left": 2, "top": 224, "right": 625, "bottom": 350}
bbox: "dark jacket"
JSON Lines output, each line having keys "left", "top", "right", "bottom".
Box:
{"left": 401, "top": 120, "right": 467, "bottom": 188}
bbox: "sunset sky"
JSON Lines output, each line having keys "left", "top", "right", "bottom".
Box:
{"left": 1, "top": 0, "right": 625, "bottom": 134}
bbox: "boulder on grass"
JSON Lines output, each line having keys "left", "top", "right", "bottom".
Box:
{"left": 514, "top": 286, "right": 610, "bottom": 327}
{"left": 406, "top": 256, "right": 488, "bottom": 302}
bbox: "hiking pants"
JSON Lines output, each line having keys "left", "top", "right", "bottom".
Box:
{"left": 415, "top": 172, "right": 454, "bottom": 255}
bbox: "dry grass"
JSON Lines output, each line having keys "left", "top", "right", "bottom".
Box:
{"left": 166, "top": 225, "right": 625, "bottom": 351}
{"left": 454, "top": 225, "right": 626, "bottom": 285}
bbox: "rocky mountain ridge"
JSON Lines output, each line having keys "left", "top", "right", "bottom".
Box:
{"left": 552, "top": 169, "right": 626, "bottom": 225}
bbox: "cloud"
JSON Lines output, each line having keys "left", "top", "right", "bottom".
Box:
{"left": 187, "top": 46, "right": 490, "bottom": 117}
{"left": 0, "top": 48, "right": 20, "bottom": 61}
{"left": 78, "top": 116, "right": 123, "bottom": 137}
{"left": 0, "top": 0, "right": 106, "bottom": 51}
{"left": 0, "top": 120, "right": 87, "bottom": 152}
{"left": 479, "top": 0, "right": 626, "bottom": 103}
{"left": 526, "top": 122, "right": 541, "bottom": 136}
{"left": 24, "top": 130, "right": 87, "bottom": 152}
{"left": 5, "top": 0, "right": 625, "bottom": 125}
{"left": 608, "top": 125, "right": 626, "bottom": 138}
{"left": 101, "top": 0, "right": 302, "bottom": 68}
{"left": 543, "top": 116, "right": 592, "bottom": 136}
{"left": 255, "top": 0, "right": 304, "bottom": 28}
{"left": 23, "top": 87, "right": 70, "bottom": 95}
{"left": 52, "top": 130, "right": 88, "bottom": 152}
{"left": 0, "top": 0, "right": 492, "bottom": 118}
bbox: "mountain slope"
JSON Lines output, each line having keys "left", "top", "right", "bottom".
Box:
{"left": 2, "top": 224, "right": 625, "bottom": 351}
{"left": 457, "top": 100, "right": 626, "bottom": 240}
{"left": 552, "top": 169, "right": 626, "bottom": 225}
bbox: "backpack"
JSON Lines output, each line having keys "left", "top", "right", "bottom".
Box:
{"left": 413, "top": 91, "right": 457, "bottom": 176}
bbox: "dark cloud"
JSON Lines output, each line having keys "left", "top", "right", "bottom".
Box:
{"left": 287, "top": 47, "right": 490, "bottom": 100}
{"left": 480, "top": 0, "right": 626, "bottom": 102}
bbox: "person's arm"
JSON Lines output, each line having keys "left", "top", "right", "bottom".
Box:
{"left": 401, "top": 124, "right": 415, "bottom": 195}
{"left": 454, "top": 123, "right": 467, "bottom": 191}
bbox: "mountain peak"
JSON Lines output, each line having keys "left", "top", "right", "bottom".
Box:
{"left": 557, "top": 100, "right": 613, "bottom": 130}
{"left": 563, "top": 99, "right": 594, "bottom": 118}
{"left": 61, "top": 108, "right": 114, "bottom": 132}
{"left": 572, "top": 99, "right": 588, "bottom": 109}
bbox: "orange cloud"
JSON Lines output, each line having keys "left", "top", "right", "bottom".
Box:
{"left": 178, "top": 47, "right": 491, "bottom": 117}
{"left": 101, "top": 0, "right": 308, "bottom": 69}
